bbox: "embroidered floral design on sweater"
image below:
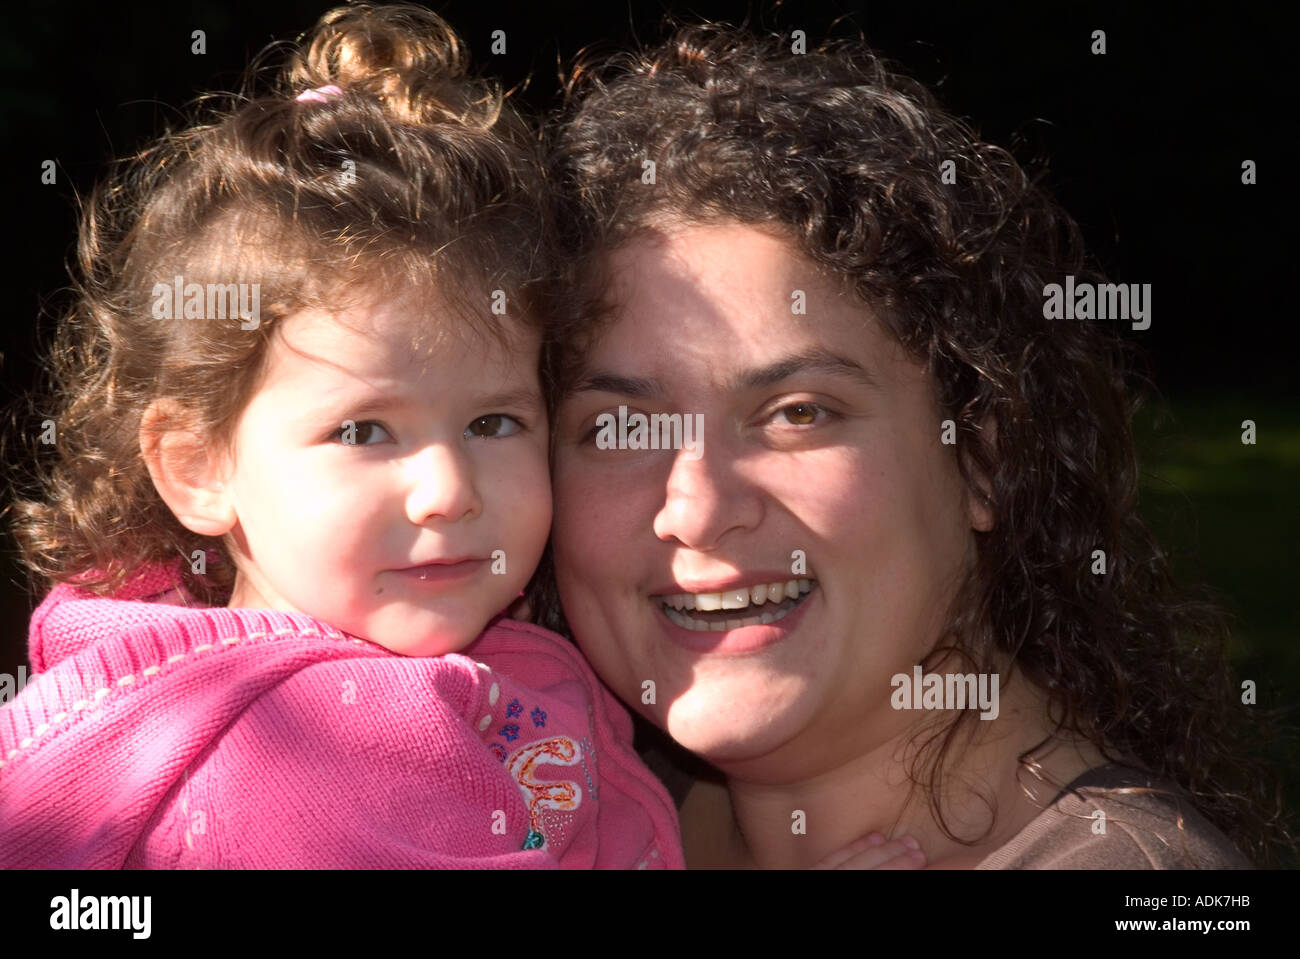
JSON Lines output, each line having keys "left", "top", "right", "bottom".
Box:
{"left": 506, "top": 737, "right": 583, "bottom": 851}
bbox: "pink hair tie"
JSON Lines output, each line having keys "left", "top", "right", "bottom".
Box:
{"left": 295, "top": 84, "right": 343, "bottom": 104}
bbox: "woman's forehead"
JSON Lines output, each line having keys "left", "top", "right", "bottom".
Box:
{"left": 582, "top": 222, "right": 910, "bottom": 392}
{"left": 606, "top": 220, "right": 818, "bottom": 288}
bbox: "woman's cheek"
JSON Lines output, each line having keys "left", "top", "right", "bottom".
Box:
{"left": 560, "top": 486, "right": 648, "bottom": 586}
{"left": 513, "top": 457, "right": 555, "bottom": 577}
{"left": 553, "top": 462, "right": 609, "bottom": 543}
{"left": 761, "top": 449, "right": 879, "bottom": 549}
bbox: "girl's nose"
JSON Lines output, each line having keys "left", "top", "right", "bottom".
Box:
{"left": 405, "top": 443, "right": 483, "bottom": 525}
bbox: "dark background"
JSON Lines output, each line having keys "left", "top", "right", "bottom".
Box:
{"left": 2, "top": 0, "right": 1296, "bottom": 845}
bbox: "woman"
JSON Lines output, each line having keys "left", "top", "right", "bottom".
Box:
{"left": 530, "top": 23, "right": 1291, "bottom": 868}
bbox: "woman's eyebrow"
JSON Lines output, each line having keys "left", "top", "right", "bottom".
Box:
{"left": 571, "top": 350, "right": 878, "bottom": 398}
{"left": 734, "top": 350, "right": 879, "bottom": 391}
{"left": 570, "top": 372, "right": 664, "bottom": 398}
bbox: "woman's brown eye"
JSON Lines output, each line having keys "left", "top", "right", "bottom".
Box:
{"left": 782, "top": 403, "right": 818, "bottom": 425}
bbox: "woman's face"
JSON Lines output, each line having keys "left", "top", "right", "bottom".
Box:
{"left": 551, "top": 222, "right": 990, "bottom": 780}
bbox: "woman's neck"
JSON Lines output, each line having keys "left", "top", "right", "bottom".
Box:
{"left": 683, "top": 680, "right": 1107, "bottom": 870}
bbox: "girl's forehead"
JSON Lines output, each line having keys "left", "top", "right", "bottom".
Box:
{"left": 249, "top": 337, "right": 534, "bottom": 431}
{"left": 289, "top": 279, "right": 534, "bottom": 342}
{"left": 267, "top": 298, "right": 539, "bottom": 388}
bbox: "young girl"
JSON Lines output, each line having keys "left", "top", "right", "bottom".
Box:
{"left": 0, "top": 3, "right": 681, "bottom": 869}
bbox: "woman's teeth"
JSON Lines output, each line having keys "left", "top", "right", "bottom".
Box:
{"left": 660, "top": 579, "right": 815, "bottom": 631}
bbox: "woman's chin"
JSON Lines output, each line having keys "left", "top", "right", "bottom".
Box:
{"left": 659, "top": 682, "right": 814, "bottom": 769}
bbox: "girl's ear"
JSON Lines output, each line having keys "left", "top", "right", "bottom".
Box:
{"left": 140, "top": 399, "right": 237, "bottom": 536}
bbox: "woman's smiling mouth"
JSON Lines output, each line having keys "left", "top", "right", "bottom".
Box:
{"left": 660, "top": 578, "right": 816, "bottom": 630}
{"left": 652, "top": 579, "right": 818, "bottom": 654}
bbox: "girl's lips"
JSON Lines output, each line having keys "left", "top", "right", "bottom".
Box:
{"left": 655, "top": 584, "right": 817, "bottom": 655}
{"left": 392, "top": 560, "right": 485, "bottom": 584}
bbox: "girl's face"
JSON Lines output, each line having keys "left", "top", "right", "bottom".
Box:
{"left": 551, "top": 222, "right": 989, "bottom": 779}
{"left": 218, "top": 293, "right": 550, "bottom": 656}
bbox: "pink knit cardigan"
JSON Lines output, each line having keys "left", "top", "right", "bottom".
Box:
{"left": 0, "top": 563, "right": 682, "bottom": 868}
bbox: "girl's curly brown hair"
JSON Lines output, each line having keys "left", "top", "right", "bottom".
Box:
{"left": 7, "top": 2, "right": 550, "bottom": 607}
{"left": 534, "top": 21, "right": 1294, "bottom": 865}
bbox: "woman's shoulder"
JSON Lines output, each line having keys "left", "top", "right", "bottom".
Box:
{"left": 977, "top": 763, "right": 1252, "bottom": 869}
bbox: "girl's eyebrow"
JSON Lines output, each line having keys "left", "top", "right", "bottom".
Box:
{"left": 313, "top": 386, "right": 544, "bottom": 418}
{"left": 570, "top": 349, "right": 879, "bottom": 399}
{"left": 476, "top": 387, "right": 545, "bottom": 412}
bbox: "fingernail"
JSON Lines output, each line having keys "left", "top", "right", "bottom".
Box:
{"left": 901, "top": 835, "right": 920, "bottom": 851}
{"left": 867, "top": 832, "right": 885, "bottom": 845}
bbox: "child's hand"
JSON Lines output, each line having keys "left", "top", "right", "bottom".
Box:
{"left": 810, "top": 832, "right": 926, "bottom": 869}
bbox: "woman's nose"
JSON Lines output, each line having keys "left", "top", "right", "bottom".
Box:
{"left": 405, "top": 443, "right": 483, "bottom": 525}
{"left": 651, "top": 439, "right": 762, "bottom": 550}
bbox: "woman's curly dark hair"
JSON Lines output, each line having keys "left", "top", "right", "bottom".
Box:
{"left": 534, "top": 21, "right": 1294, "bottom": 865}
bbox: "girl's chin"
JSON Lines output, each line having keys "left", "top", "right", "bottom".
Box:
{"left": 357, "top": 610, "right": 487, "bottom": 657}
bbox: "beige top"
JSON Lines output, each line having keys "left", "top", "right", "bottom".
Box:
{"left": 976, "top": 764, "right": 1252, "bottom": 869}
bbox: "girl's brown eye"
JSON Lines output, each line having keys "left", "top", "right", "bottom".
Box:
{"left": 333, "top": 420, "right": 391, "bottom": 445}
{"left": 465, "top": 414, "right": 521, "bottom": 439}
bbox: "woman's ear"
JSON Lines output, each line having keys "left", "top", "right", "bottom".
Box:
{"left": 963, "top": 416, "right": 997, "bottom": 533}
{"left": 140, "top": 399, "right": 237, "bottom": 537}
